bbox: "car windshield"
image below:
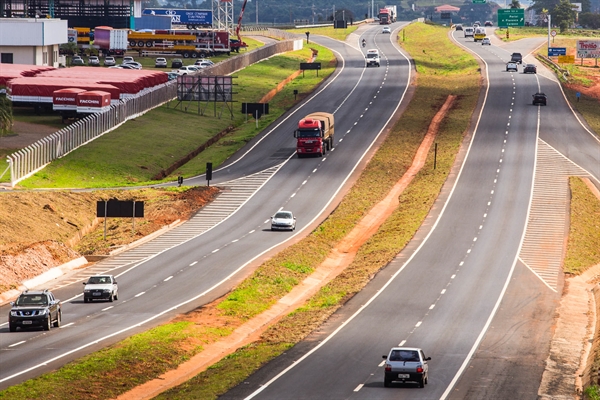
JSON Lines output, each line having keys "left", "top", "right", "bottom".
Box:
{"left": 366, "top": 53, "right": 378, "bottom": 59}
{"left": 296, "top": 128, "right": 321, "bottom": 138}
{"left": 16, "top": 294, "right": 48, "bottom": 306}
{"left": 389, "top": 350, "right": 420, "bottom": 362}
{"left": 274, "top": 212, "right": 292, "bottom": 219}
{"left": 88, "top": 276, "right": 110, "bottom": 284}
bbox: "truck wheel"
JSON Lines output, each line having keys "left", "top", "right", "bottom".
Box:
{"left": 129, "top": 40, "right": 137, "bottom": 47}
{"left": 137, "top": 41, "right": 145, "bottom": 47}
{"left": 9, "top": 323, "right": 16, "bottom": 332}
{"left": 44, "top": 317, "right": 51, "bottom": 331}
{"left": 53, "top": 311, "right": 61, "bottom": 327}
{"left": 199, "top": 51, "right": 208, "bottom": 58}
{"left": 145, "top": 41, "right": 153, "bottom": 47}
{"left": 191, "top": 52, "right": 198, "bottom": 58}
{"left": 183, "top": 52, "right": 190, "bottom": 58}
{"left": 384, "top": 377, "right": 391, "bottom": 387}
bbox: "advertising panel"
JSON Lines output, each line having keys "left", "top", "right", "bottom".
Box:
{"left": 142, "top": 9, "right": 212, "bottom": 25}
{"left": 577, "top": 40, "right": 600, "bottom": 58}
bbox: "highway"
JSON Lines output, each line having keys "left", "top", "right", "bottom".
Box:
{"left": 0, "top": 23, "right": 412, "bottom": 389}
{"left": 221, "top": 31, "right": 600, "bottom": 400}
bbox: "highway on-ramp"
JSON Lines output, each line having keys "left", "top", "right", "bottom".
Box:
{"left": 222, "top": 32, "right": 600, "bottom": 400}
{"left": 0, "top": 23, "right": 412, "bottom": 389}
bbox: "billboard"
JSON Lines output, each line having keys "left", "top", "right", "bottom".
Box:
{"left": 577, "top": 40, "right": 600, "bottom": 58}
{"left": 142, "top": 9, "right": 212, "bottom": 26}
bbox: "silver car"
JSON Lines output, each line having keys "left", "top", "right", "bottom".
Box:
{"left": 270, "top": 211, "right": 296, "bottom": 231}
{"left": 83, "top": 275, "right": 118, "bottom": 302}
{"left": 155, "top": 57, "right": 168, "bottom": 68}
{"left": 383, "top": 347, "right": 431, "bottom": 388}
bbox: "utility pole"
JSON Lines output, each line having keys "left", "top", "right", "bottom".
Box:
{"left": 312, "top": 3, "right": 315, "bottom": 24}
{"left": 256, "top": 0, "right": 258, "bottom": 25}
{"left": 333, "top": 5, "right": 335, "bottom": 21}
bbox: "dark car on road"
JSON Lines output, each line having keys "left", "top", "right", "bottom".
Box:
{"left": 532, "top": 92, "right": 547, "bottom": 106}
{"left": 9, "top": 289, "right": 62, "bottom": 331}
{"left": 510, "top": 52, "right": 523, "bottom": 64}
{"left": 383, "top": 347, "right": 431, "bottom": 388}
{"left": 523, "top": 64, "right": 537, "bottom": 74}
{"left": 485, "top": 20, "right": 493, "bottom": 26}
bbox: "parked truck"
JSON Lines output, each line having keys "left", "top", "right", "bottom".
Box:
{"left": 379, "top": 8, "right": 391, "bottom": 24}
{"left": 294, "top": 112, "right": 335, "bottom": 157}
{"left": 128, "top": 29, "right": 232, "bottom": 58}
{"left": 94, "top": 26, "right": 128, "bottom": 56}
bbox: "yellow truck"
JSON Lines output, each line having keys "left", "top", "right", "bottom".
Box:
{"left": 294, "top": 112, "right": 335, "bottom": 158}
{"left": 474, "top": 27, "right": 486, "bottom": 42}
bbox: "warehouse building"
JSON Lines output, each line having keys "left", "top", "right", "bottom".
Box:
{"left": 0, "top": 18, "right": 67, "bottom": 66}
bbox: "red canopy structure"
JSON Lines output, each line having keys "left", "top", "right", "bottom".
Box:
{"left": 435, "top": 4, "right": 460, "bottom": 12}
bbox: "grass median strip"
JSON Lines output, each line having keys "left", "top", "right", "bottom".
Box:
{"left": 0, "top": 22, "right": 480, "bottom": 400}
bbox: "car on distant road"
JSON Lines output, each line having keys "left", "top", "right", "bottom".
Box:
{"left": 155, "top": 57, "right": 167, "bottom": 68}
{"left": 270, "top": 210, "right": 296, "bottom": 231}
{"left": 506, "top": 61, "right": 518, "bottom": 72}
{"left": 485, "top": 20, "right": 493, "bottom": 26}
{"left": 366, "top": 48, "right": 380, "bottom": 67}
{"left": 171, "top": 58, "right": 183, "bottom": 68}
{"left": 510, "top": 52, "right": 523, "bottom": 64}
{"left": 382, "top": 26, "right": 391, "bottom": 34}
{"left": 474, "top": 21, "right": 481, "bottom": 27}
{"left": 383, "top": 347, "right": 431, "bottom": 388}
{"left": 523, "top": 64, "right": 537, "bottom": 74}
{"left": 9, "top": 289, "right": 62, "bottom": 331}
{"left": 83, "top": 275, "right": 118, "bottom": 302}
{"left": 532, "top": 92, "right": 547, "bottom": 106}
{"left": 88, "top": 55, "right": 100, "bottom": 66}
{"left": 481, "top": 37, "right": 491, "bottom": 45}
{"left": 455, "top": 23, "right": 463, "bottom": 31}
{"left": 104, "top": 56, "right": 116, "bottom": 66}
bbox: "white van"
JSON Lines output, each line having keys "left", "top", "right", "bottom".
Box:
{"left": 366, "top": 49, "right": 380, "bottom": 67}
{"left": 464, "top": 27, "right": 474, "bottom": 38}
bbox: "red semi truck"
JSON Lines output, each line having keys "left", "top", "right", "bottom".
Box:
{"left": 294, "top": 112, "right": 335, "bottom": 158}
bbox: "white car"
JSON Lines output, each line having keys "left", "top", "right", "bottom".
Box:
{"left": 83, "top": 275, "right": 118, "bottom": 302}
{"left": 270, "top": 211, "right": 296, "bottom": 231}
{"left": 122, "top": 61, "right": 142, "bottom": 70}
{"left": 382, "top": 26, "right": 391, "bottom": 34}
{"left": 177, "top": 65, "right": 200, "bottom": 75}
{"left": 104, "top": 56, "right": 116, "bottom": 66}
{"left": 506, "top": 61, "right": 518, "bottom": 72}
{"left": 88, "top": 56, "right": 100, "bottom": 66}
{"left": 123, "top": 56, "right": 134, "bottom": 63}
{"left": 481, "top": 37, "right": 491, "bottom": 45}
{"left": 194, "top": 58, "right": 214, "bottom": 67}
{"left": 155, "top": 57, "right": 167, "bottom": 68}
{"left": 383, "top": 347, "right": 431, "bottom": 388}
{"left": 195, "top": 61, "right": 213, "bottom": 69}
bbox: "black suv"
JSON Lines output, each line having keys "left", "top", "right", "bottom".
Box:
{"left": 510, "top": 52, "right": 523, "bottom": 64}
{"left": 9, "top": 290, "right": 62, "bottom": 332}
{"left": 532, "top": 92, "right": 547, "bottom": 106}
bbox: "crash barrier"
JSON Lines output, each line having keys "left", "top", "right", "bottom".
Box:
{"left": 6, "top": 36, "right": 302, "bottom": 187}
{"left": 7, "top": 82, "right": 177, "bottom": 186}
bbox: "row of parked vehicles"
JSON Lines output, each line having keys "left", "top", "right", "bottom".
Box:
{"left": 69, "top": 55, "right": 214, "bottom": 77}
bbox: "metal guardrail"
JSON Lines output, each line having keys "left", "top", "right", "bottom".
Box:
{"left": 7, "top": 82, "right": 177, "bottom": 186}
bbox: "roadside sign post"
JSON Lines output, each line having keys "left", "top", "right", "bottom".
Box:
{"left": 498, "top": 9, "right": 525, "bottom": 27}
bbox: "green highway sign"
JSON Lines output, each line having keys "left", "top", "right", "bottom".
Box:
{"left": 473, "top": 0, "right": 486, "bottom": 3}
{"left": 498, "top": 9, "right": 525, "bottom": 27}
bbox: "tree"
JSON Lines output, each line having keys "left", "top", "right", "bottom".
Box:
{"left": 579, "top": 12, "right": 600, "bottom": 28}
{"left": 510, "top": 0, "right": 521, "bottom": 8}
{"left": 529, "top": 0, "right": 560, "bottom": 13}
{"left": 0, "top": 97, "right": 13, "bottom": 137}
{"left": 553, "top": 0, "right": 577, "bottom": 31}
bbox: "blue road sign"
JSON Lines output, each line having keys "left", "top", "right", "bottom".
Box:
{"left": 548, "top": 47, "right": 567, "bottom": 56}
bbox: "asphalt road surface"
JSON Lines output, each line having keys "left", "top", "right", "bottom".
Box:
{"left": 222, "top": 30, "right": 600, "bottom": 400}
{"left": 0, "top": 23, "right": 412, "bottom": 389}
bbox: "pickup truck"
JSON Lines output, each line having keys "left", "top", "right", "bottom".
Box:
{"left": 510, "top": 52, "right": 523, "bottom": 64}
{"left": 383, "top": 347, "right": 431, "bottom": 388}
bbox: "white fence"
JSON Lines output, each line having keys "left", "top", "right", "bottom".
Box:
{"left": 7, "top": 81, "right": 177, "bottom": 186}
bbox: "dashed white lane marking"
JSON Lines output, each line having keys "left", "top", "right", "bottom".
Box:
{"left": 9, "top": 341, "right": 26, "bottom": 347}
{"left": 354, "top": 384, "right": 364, "bottom": 392}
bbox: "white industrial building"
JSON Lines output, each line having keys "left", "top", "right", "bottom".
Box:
{"left": 0, "top": 18, "right": 67, "bottom": 67}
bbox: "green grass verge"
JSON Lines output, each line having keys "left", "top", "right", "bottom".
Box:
{"left": 0, "top": 22, "right": 480, "bottom": 399}
{"left": 563, "top": 177, "right": 600, "bottom": 275}
{"left": 286, "top": 25, "right": 358, "bottom": 41}
{"left": 19, "top": 44, "right": 335, "bottom": 189}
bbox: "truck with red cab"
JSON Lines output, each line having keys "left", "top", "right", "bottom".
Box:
{"left": 294, "top": 112, "right": 335, "bottom": 158}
